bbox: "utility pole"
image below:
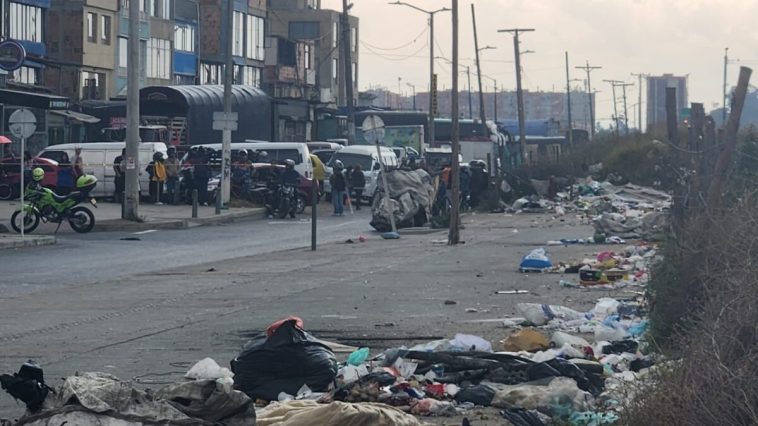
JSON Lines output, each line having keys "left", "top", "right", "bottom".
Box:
{"left": 619, "top": 82, "right": 633, "bottom": 136}
{"left": 498, "top": 28, "right": 534, "bottom": 164}
{"left": 493, "top": 80, "right": 497, "bottom": 122}
{"left": 576, "top": 61, "right": 601, "bottom": 138}
{"left": 723, "top": 47, "right": 728, "bottom": 125}
{"left": 631, "top": 73, "right": 648, "bottom": 132}
{"left": 471, "top": 4, "right": 490, "bottom": 136}
{"left": 448, "top": 0, "right": 460, "bottom": 245}
{"left": 220, "top": 0, "right": 234, "bottom": 205}
{"left": 565, "top": 52, "right": 573, "bottom": 147}
{"left": 604, "top": 79, "right": 621, "bottom": 138}
{"left": 342, "top": 0, "right": 355, "bottom": 144}
{"left": 467, "top": 66, "right": 473, "bottom": 119}
{"left": 124, "top": 0, "right": 140, "bottom": 220}
{"left": 390, "top": 2, "right": 450, "bottom": 148}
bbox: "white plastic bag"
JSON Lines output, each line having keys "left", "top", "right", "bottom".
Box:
{"left": 592, "top": 298, "right": 621, "bottom": 317}
{"left": 185, "top": 357, "right": 234, "bottom": 381}
{"left": 449, "top": 333, "right": 493, "bottom": 352}
{"left": 517, "top": 303, "right": 586, "bottom": 326}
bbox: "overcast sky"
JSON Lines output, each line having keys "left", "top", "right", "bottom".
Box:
{"left": 321, "top": 0, "right": 758, "bottom": 125}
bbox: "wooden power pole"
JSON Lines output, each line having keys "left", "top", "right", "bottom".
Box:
{"left": 471, "top": 3, "right": 487, "bottom": 137}
{"left": 448, "top": 0, "right": 461, "bottom": 245}
{"left": 565, "top": 52, "right": 573, "bottom": 147}
{"left": 498, "top": 28, "right": 534, "bottom": 164}
{"left": 576, "top": 61, "right": 601, "bottom": 138}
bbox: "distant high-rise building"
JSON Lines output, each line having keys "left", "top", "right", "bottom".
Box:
{"left": 646, "top": 74, "right": 688, "bottom": 129}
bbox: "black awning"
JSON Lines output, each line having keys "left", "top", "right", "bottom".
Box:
{"left": 0, "top": 89, "right": 69, "bottom": 110}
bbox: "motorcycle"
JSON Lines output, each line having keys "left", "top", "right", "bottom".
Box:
{"left": 11, "top": 182, "right": 98, "bottom": 234}
{"left": 275, "top": 184, "right": 298, "bottom": 219}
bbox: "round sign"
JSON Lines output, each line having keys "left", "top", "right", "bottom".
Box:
{"left": 361, "top": 114, "right": 386, "bottom": 144}
{"left": 0, "top": 40, "right": 26, "bottom": 72}
{"left": 9, "top": 108, "right": 37, "bottom": 138}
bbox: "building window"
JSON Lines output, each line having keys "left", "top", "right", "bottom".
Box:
{"left": 174, "top": 24, "right": 195, "bottom": 52}
{"left": 233, "top": 11, "right": 244, "bottom": 56}
{"left": 146, "top": 38, "right": 171, "bottom": 79}
{"left": 304, "top": 44, "right": 312, "bottom": 70}
{"left": 352, "top": 62, "right": 357, "bottom": 87}
{"left": 101, "top": 16, "right": 111, "bottom": 45}
{"left": 9, "top": 2, "right": 43, "bottom": 43}
{"left": 118, "top": 37, "right": 128, "bottom": 67}
{"left": 200, "top": 62, "right": 222, "bottom": 85}
{"left": 235, "top": 65, "right": 261, "bottom": 87}
{"left": 245, "top": 14, "right": 265, "bottom": 61}
{"left": 161, "top": 0, "right": 170, "bottom": 18}
{"left": 332, "top": 21, "right": 338, "bottom": 48}
{"left": 351, "top": 27, "right": 357, "bottom": 53}
{"left": 13, "top": 66, "right": 38, "bottom": 85}
{"left": 332, "top": 58, "right": 338, "bottom": 81}
{"left": 306, "top": 0, "right": 317, "bottom": 8}
{"left": 146, "top": 0, "right": 168, "bottom": 17}
{"left": 288, "top": 21, "right": 319, "bottom": 40}
{"left": 175, "top": 74, "right": 194, "bottom": 85}
{"left": 121, "top": 0, "right": 145, "bottom": 12}
{"left": 81, "top": 71, "right": 104, "bottom": 99}
{"left": 87, "top": 13, "right": 97, "bottom": 43}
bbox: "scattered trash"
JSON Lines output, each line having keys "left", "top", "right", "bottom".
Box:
{"left": 206, "top": 267, "right": 217, "bottom": 272}
{"left": 358, "top": 235, "right": 368, "bottom": 242}
{"left": 119, "top": 237, "right": 141, "bottom": 241}
{"left": 346, "top": 348, "right": 370, "bottom": 366}
{"left": 449, "top": 333, "right": 493, "bottom": 352}
{"left": 517, "top": 303, "right": 588, "bottom": 326}
{"left": 231, "top": 318, "right": 338, "bottom": 401}
{"left": 501, "top": 328, "right": 550, "bottom": 352}
{"left": 185, "top": 357, "right": 233, "bottom": 381}
{"left": 495, "top": 290, "right": 530, "bottom": 295}
{"left": 519, "top": 248, "right": 553, "bottom": 272}
{"left": 444, "top": 300, "right": 458, "bottom": 305}
{"left": 257, "top": 400, "right": 425, "bottom": 426}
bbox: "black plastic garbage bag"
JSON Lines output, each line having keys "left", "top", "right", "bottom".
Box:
{"left": 455, "top": 384, "right": 497, "bottom": 406}
{"left": 500, "top": 407, "right": 546, "bottom": 426}
{"left": 231, "top": 319, "right": 338, "bottom": 401}
{"left": 526, "top": 358, "right": 603, "bottom": 395}
{"left": 0, "top": 361, "right": 51, "bottom": 413}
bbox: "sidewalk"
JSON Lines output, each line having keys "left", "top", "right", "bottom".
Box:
{"left": 0, "top": 199, "right": 265, "bottom": 235}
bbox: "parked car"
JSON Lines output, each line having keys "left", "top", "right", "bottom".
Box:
{"left": 307, "top": 141, "right": 343, "bottom": 152}
{"left": 311, "top": 149, "right": 338, "bottom": 166}
{"left": 0, "top": 157, "right": 59, "bottom": 199}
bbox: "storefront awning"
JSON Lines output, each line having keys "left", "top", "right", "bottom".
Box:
{"left": 50, "top": 110, "right": 101, "bottom": 124}
{"left": 0, "top": 89, "right": 69, "bottom": 110}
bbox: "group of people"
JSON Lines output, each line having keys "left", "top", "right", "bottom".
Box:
{"left": 113, "top": 147, "right": 182, "bottom": 205}
{"left": 56, "top": 148, "right": 84, "bottom": 195}
{"left": 327, "top": 160, "right": 365, "bottom": 216}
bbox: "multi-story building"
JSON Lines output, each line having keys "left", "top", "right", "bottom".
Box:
{"left": 198, "top": 0, "right": 266, "bottom": 88}
{"left": 647, "top": 74, "right": 688, "bottom": 129}
{"left": 1, "top": 0, "right": 49, "bottom": 86}
{"left": 44, "top": 0, "right": 117, "bottom": 101}
{"left": 268, "top": 0, "right": 358, "bottom": 106}
{"left": 173, "top": 0, "right": 199, "bottom": 84}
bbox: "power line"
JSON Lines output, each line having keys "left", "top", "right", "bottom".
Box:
{"left": 361, "top": 41, "right": 429, "bottom": 61}
{"left": 361, "top": 27, "right": 428, "bottom": 51}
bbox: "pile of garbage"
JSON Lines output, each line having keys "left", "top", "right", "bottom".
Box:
{"left": 511, "top": 179, "right": 671, "bottom": 242}
{"left": 370, "top": 169, "right": 434, "bottom": 232}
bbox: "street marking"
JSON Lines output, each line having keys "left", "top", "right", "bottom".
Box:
{"left": 133, "top": 229, "right": 158, "bottom": 235}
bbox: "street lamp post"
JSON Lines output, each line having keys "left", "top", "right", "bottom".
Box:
{"left": 475, "top": 45, "right": 496, "bottom": 133}
{"left": 389, "top": 2, "right": 450, "bottom": 147}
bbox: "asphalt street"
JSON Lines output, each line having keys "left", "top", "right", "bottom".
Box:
{"left": 0, "top": 206, "right": 373, "bottom": 297}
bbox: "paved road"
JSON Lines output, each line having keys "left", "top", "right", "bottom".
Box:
{"left": 0, "top": 207, "right": 374, "bottom": 297}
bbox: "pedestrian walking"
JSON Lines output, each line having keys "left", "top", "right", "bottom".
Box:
{"left": 146, "top": 152, "right": 167, "bottom": 204}
{"left": 329, "top": 160, "right": 346, "bottom": 216}
{"left": 164, "top": 148, "right": 180, "bottom": 204}
{"left": 350, "top": 164, "right": 366, "bottom": 210}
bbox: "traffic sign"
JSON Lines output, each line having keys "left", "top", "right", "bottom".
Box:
{"left": 361, "top": 114, "right": 385, "bottom": 144}
{"left": 213, "top": 111, "right": 238, "bottom": 131}
{"left": 0, "top": 40, "right": 26, "bottom": 72}
{"left": 9, "top": 108, "right": 37, "bottom": 138}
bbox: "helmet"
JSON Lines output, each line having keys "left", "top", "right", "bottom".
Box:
{"left": 333, "top": 160, "right": 344, "bottom": 170}
{"left": 32, "top": 167, "right": 44, "bottom": 182}
{"left": 153, "top": 151, "right": 164, "bottom": 161}
{"left": 76, "top": 174, "right": 98, "bottom": 192}
{"left": 238, "top": 149, "right": 248, "bottom": 158}
{"left": 284, "top": 158, "right": 295, "bottom": 168}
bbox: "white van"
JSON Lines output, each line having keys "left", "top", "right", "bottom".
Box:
{"left": 325, "top": 145, "right": 398, "bottom": 201}
{"left": 193, "top": 142, "right": 313, "bottom": 179}
{"left": 38, "top": 142, "right": 168, "bottom": 198}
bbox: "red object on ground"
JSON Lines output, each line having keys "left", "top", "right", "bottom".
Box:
{"left": 424, "top": 383, "right": 445, "bottom": 398}
{"left": 266, "top": 316, "right": 304, "bottom": 337}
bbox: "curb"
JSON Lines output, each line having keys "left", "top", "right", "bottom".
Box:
{"left": 0, "top": 235, "right": 56, "bottom": 249}
{"left": 94, "top": 208, "right": 266, "bottom": 232}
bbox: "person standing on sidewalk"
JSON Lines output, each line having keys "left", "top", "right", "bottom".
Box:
{"left": 146, "top": 152, "right": 167, "bottom": 205}
{"left": 113, "top": 148, "right": 126, "bottom": 202}
{"left": 57, "top": 152, "right": 75, "bottom": 195}
{"left": 164, "top": 148, "right": 180, "bottom": 204}
{"left": 350, "top": 164, "right": 366, "bottom": 210}
{"left": 310, "top": 154, "right": 326, "bottom": 200}
{"left": 73, "top": 147, "right": 84, "bottom": 178}
{"left": 329, "top": 160, "right": 346, "bottom": 216}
